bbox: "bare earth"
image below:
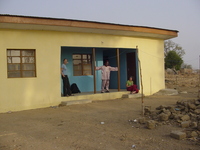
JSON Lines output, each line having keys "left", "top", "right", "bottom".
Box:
{"left": 0, "top": 80, "right": 200, "bottom": 150}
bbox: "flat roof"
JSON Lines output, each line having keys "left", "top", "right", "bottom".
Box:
{"left": 0, "top": 14, "right": 178, "bottom": 40}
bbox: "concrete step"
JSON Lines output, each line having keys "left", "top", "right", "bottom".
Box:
{"left": 154, "top": 89, "right": 178, "bottom": 96}
{"left": 61, "top": 99, "right": 92, "bottom": 106}
{"left": 122, "top": 93, "right": 143, "bottom": 98}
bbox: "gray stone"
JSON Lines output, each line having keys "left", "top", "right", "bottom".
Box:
{"left": 181, "top": 121, "right": 191, "bottom": 128}
{"left": 169, "top": 113, "right": 176, "bottom": 119}
{"left": 156, "top": 105, "right": 167, "bottom": 110}
{"left": 186, "top": 131, "right": 192, "bottom": 138}
{"left": 189, "top": 112, "right": 196, "bottom": 117}
{"left": 154, "top": 89, "right": 178, "bottom": 96}
{"left": 177, "top": 99, "right": 188, "bottom": 105}
{"left": 189, "top": 99, "right": 196, "bottom": 104}
{"left": 169, "top": 113, "right": 175, "bottom": 119}
{"left": 181, "top": 111, "right": 187, "bottom": 115}
{"left": 196, "top": 105, "right": 200, "bottom": 109}
{"left": 155, "top": 109, "right": 162, "bottom": 114}
{"left": 188, "top": 103, "right": 196, "bottom": 110}
{"left": 176, "top": 110, "right": 181, "bottom": 115}
{"left": 146, "top": 120, "right": 156, "bottom": 129}
{"left": 189, "top": 113, "right": 197, "bottom": 121}
{"left": 184, "top": 107, "right": 189, "bottom": 113}
{"left": 168, "top": 106, "right": 176, "bottom": 113}
{"left": 194, "top": 109, "right": 200, "bottom": 115}
{"left": 180, "top": 115, "right": 190, "bottom": 121}
{"left": 182, "top": 101, "right": 189, "bottom": 107}
{"left": 144, "top": 107, "right": 151, "bottom": 115}
{"left": 178, "top": 105, "right": 185, "bottom": 110}
{"left": 170, "top": 131, "right": 186, "bottom": 140}
{"left": 177, "top": 100, "right": 182, "bottom": 105}
{"left": 162, "top": 109, "right": 171, "bottom": 116}
{"left": 174, "top": 114, "right": 183, "bottom": 120}
{"left": 185, "top": 131, "right": 198, "bottom": 138}
{"left": 151, "top": 111, "right": 158, "bottom": 120}
{"left": 191, "top": 131, "right": 198, "bottom": 137}
{"left": 138, "top": 117, "right": 146, "bottom": 124}
{"left": 195, "top": 99, "right": 200, "bottom": 105}
{"left": 191, "top": 122, "right": 198, "bottom": 128}
{"left": 144, "top": 106, "right": 151, "bottom": 113}
{"left": 159, "top": 113, "right": 169, "bottom": 121}
{"left": 177, "top": 120, "right": 182, "bottom": 123}
{"left": 197, "top": 122, "right": 200, "bottom": 131}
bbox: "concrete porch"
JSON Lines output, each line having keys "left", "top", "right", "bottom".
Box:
{"left": 61, "top": 89, "right": 143, "bottom": 106}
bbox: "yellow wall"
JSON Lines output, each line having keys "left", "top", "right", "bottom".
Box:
{"left": 0, "top": 29, "right": 165, "bottom": 113}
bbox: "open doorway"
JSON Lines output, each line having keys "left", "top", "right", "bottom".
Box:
{"left": 126, "top": 52, "right": 137, "bottom": 86}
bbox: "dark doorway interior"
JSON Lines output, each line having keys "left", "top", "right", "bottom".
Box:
{"left": 126, "top": 52, "right": 137, "bottom": 84}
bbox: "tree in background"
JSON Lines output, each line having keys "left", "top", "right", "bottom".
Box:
{"left": 182, "top": 63, "right": 192, "bottom": 69}
{"left": 164, "top": 40, "right": 185, "bottom": 70}
{"left": 164, "top": 40, "right": 185, "bottom": 57}
{"left": 165, "top": 51, "right": 183, "bottom": 70}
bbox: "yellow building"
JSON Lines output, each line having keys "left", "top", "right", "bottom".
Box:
{"left": 0, "top": 15, "right": 178, "bottom": 113}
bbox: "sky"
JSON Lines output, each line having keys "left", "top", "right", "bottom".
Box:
{"left": 0, "top": 0, "right": 200, "bottom": 69}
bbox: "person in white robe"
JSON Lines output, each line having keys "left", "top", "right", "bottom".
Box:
{"left": 96, "top": 61, "right": 118, "bottom": 93}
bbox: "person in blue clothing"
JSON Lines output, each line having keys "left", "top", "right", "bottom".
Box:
{"left": 61, "top": 58, "right": 72, "bottom": 96}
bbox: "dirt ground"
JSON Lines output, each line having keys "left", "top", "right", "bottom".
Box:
{"left": 0, "top": 78, "right": 200, "bottom": 150}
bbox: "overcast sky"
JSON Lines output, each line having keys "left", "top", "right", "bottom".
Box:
{"left": 0, "top": 0, "right": 200, "bottom": 69}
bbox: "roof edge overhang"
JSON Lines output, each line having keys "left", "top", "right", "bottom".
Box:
{"left": 0, "top": 14, "right": 178, "bottom": 40}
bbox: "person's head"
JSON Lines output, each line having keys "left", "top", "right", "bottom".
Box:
{"left": 129, "top": 76, "right": 133, "bottom": 81}
{"left": 104, "top": 61, "right": 109, "bottom": 66}
{"left": 63, "top": 58, "right": 68, "bottom": 64}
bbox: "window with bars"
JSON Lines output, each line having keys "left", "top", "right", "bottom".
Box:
{"left": 7, "top": 49, "right": 36, "bottom": 78}
{"left": 73, "top": 54, "right": 92, "bottom": 76}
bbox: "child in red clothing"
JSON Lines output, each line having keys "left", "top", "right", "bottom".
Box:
{"left": 126, "top": 76, "right": 139, "bottom": 94}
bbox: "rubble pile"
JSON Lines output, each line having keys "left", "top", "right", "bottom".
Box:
{"left": 129, "top": 99, "right": 200, "bottom": 142}
{"left": 165, "top": 73, "right": 200, "bottom": 88}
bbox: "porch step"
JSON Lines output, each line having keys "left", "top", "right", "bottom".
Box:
{"left": 122, "top": 93, "right": 143, "bottom": 98}
{"left": 61, "top": 99, "right": 92, "bottom": 106}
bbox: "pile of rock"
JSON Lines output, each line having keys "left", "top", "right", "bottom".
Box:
{"left": 165, "top": 73, "right": 199, "bottom": 88}
{"left": 130, "top": 99, "right": 200, "bottom": 141}
{"left": 147, "top": 99, "right": 199, "bottom": 123}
